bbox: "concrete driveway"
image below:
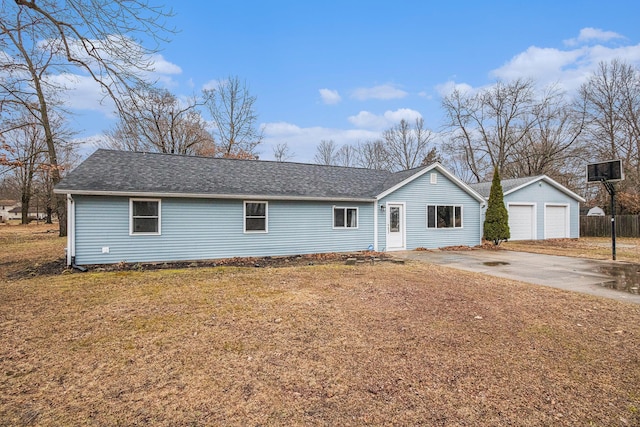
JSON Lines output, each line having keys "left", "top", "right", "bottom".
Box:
{"left": 394, "top": 249, "right": 640, "bottom": 304}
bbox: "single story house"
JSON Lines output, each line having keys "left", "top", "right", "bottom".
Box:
{"left": 470, "top": 175, "right": 585, "bottom": 241}
{"left": 0, "top": 200, "right": 20, "bottom": 222}
{"left": 54, "top": 149, "right": 486, "bottom": 266}
{"left": 8, "top": 205, "right": 48, "bottom": 221}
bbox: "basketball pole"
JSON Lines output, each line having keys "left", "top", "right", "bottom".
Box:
{"left": 602, "top": 180, "right": 616, "bottom": 261}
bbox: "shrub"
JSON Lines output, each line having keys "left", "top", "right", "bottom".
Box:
{"left": 484, "top": 168, "right": 510, "bottom": 245}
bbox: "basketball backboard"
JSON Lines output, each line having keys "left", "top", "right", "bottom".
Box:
{"left": 586, "top": 159, "right": 624, "bottom": 183}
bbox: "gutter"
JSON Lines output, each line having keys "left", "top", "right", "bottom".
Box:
{"left": 53, "top": 189, "right": 375, "bottom": 204}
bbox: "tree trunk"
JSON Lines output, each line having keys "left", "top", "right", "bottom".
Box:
{"left": 21, "top": 193, "right": 30, "bottom": 224}
{"left": 55, "top": 193, "right": 66, "bottom": 235}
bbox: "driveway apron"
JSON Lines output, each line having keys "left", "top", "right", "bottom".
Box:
{"left": 394, "top": 249, "right": 640, "bottom": 305}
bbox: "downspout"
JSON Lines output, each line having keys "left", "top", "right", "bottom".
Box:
{"left": 66, "top": 194, "right": 87, "bottom": 272}
{"left": 66, "top": 194, "right": 73, "bottom": 266}
{"left": 373, "top": 199, "right": 379, "bottom": 251}
{"left": 480, "top": 201, "right": 487, "bottom": 244}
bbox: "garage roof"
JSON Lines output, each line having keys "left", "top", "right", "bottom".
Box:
{"left": 470, "top": 175, "right": 585, "bottom": 202}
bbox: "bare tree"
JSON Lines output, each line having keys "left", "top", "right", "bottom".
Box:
{"left": 578, "top": 59, "right": 640, "bottom": 213}
{"left": 580, "top": 60, "right": 640, "bottom": 191}
{"left": 335, "top": 144, "right": 358, "bottom": 167}
{"left": 0, "top": 110, "right": 75, "bottom": 224}
{"left": 313, "top": 140, "right": 338, "bottom": 165}
{"left": 442, "top": 79, "right": 537, "bottom": 181}
{"left": 203, "top": 76, "right": 263, "bottom": 158}
{"left": 272, "top": 143, "right": 295, "bottom": 162}
{"left": 382, "top": 118, "right": 435, "bottom": 171}
{"left": 506, "top": 85, "right": 587, "bottom": 181}
{"left": 354, "top": 139, "right": 390, "bottom": 170}
{"left": 1, "top": 1, "right": 174, "bottom": 235}
{"left": 1, "top": 119, "right": 46, "bottom": 224}
{"left": 104, "top": 84, "right": 214, "bottom": 156}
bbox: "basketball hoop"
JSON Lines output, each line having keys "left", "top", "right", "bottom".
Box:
{"left": 586, "top": 160, "right": 624, "bottom": 260}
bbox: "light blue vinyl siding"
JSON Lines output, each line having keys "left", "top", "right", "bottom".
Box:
{"left": 377, "top": 170, "right": 482, "bottom": 250}
{"left": 503, "top": 181, "right": 581, "bottom": 239}
{"left": 73, "top": 196, "right": 375, "bottom": 265}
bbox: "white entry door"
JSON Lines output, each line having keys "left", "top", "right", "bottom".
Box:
{"left": 386, "top": 203, "right": 405, "bottom": 250}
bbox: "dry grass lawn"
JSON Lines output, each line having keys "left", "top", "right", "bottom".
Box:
{"left": 1, "top": 224, "right": 640, "bottom": 426}
{"left": 503, "top": 237, "right": 640, "bottom": 263}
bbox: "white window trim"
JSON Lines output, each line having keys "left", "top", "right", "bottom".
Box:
{"left": 332, "top": 206, "right": 359, "bottom": 229}
{"left": 129, "top": 198, "right": 161, "bottom": 236}
{"left": 244, "top": 200, "right": 268, "bottom": 233}
{"left": 426, "top": 204, "right": 464, "bottom": 229}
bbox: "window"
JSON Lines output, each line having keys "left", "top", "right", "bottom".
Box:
{"left": 130, "top": 199, "right": 161, "bottom": 235}
{"left": 244, "top": 201, "right": 267, "bottom": 233}
{"left": 427, "top": 205, "right": 462, "bottom": 229}
{"left": 333, "top": 207, "right": 358, "bottom": 229}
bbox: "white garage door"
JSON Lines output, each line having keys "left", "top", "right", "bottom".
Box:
{"left": 545, "top": 205, "right": 569, "bottom": 239}
{"left": 508, "top": 204, "right": 535, "bottom": 240}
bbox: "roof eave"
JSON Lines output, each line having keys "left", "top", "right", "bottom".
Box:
{"left": 376, "top": 163, "right": 486, "bottom": 203}
{"left": 504, "top": 175, "right": 586, "bottom": 202}
{"left": 54, "top": 188, "right": 376, "bottom": 203}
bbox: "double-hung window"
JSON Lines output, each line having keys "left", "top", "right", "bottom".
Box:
{"left": 333, "top": 207, "right": 358, "bottom": 229}
{"left": 427, "top": 205, "right": 462, "bottom": 229}
{"left": 244, "top": 201, "right": 267, "bottom": 233}
{"left": 130, "top": 199, "right": 161, "bottom": 235}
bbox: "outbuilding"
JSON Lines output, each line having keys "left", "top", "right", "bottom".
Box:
{"left": 471, "top": 175, "right": 585, "bottom": 241}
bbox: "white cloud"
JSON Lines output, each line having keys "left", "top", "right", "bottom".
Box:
{"left": 491, "top": 46, "right": 585, "bottom": 85}
{"left": 202, "top": 79, "right": 220, "bottom": 91}
{"left": 261, "top": 121, "right": 380, "bottom": 163}
{"left": 564, "top": 27, "right": 625, "bottom": 47}
{"left": 348, "top": 108, "right": 423, "bottom": 130}
{"left": 435, "top": 28, "right": 640, "bottom": 98}
{"left": 46, "top": 73, "right": 116, "bottom": 114}
{"left": 319, "top": 88, "right": 342, "bottom": 104}
{"left": 435, "top": 80, "right": 475, "bottom": 97}
{"left": 491, "top": 42, "right": 640, "bottom": 93}
{"left": 351, "top": 83, "right": 408, "bottom": 100}
{"left": 29, "top": 36, "right": 184, "bottom": 115}
{"left": 149, "top": 53, "right": 182, "bottom": 75}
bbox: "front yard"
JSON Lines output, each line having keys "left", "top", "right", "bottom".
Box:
{"left": 503, "top": 236, "right": 639, "bottom": 263}
{"left": 1, "top": 224, "right": 639, "bottom": 426}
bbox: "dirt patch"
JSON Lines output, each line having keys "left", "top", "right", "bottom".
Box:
{"left": 6, "top": 252, "right": 390, "bottom": 280}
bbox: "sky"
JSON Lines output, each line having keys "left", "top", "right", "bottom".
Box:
{"left": 66, "top": 0, "right": 640, "bottom": 163}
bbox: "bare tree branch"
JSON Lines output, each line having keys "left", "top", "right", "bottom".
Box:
{"left": 203, "top": 76, "right": 264, "bottom": 158}
{"left": 103, "top": 84, "right": 214, "bottom": 156}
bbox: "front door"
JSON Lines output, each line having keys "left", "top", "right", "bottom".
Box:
{"left": 386, "top": 203, "right": 405, "bottom": 250}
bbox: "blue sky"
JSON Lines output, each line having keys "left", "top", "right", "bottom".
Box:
{"left": 68, "top": 0, "right": 640, "bottom": 163}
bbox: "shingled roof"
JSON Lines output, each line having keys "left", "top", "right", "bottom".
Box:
{"left": 469, "top": 176, "right": 543, "bottom": 198}
{"left": 55, "top": 149, "right": 429, "bottom": 201}
{"left": 469, "top": 175, "right": 584, "bottom": 201}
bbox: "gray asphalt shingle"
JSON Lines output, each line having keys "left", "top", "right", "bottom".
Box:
{"left": 469, "top": 176, "right": 542, "bottom": 198}
{"left": 55, "top": 149, "right": 426, "bottom": 200}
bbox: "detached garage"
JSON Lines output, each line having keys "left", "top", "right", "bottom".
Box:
{"left": 472, "top": 175, "right": 585, "bottom": 241}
